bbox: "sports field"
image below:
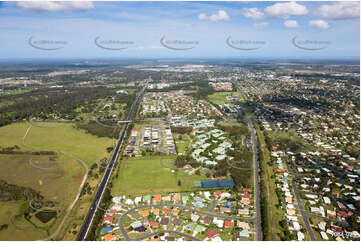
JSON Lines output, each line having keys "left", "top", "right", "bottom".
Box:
{"left": 112, "top": 155, "right": 208, "bottom": 196}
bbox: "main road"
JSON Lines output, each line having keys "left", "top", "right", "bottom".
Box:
{"left": 234, "top": 83, "right": 262, "bottom": 241}
{"left": 245, "top": 115, "right": 262, "bottom": 241}
{"left": 76, "top": 86, "right": 146, "bottom": 241}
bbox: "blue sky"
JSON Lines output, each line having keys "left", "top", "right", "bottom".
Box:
{"left": 0, "top": 1, "right": 359, "bottom": 60}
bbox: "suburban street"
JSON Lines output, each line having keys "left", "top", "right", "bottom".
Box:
{"left": 76, "top": 86, "right": 145, "bottom": 241}
{"left": 284, "top": 155, "right": 316, "bottom": 241}
{"left": 118, "top": 203, "right": 255, "bottom": 241}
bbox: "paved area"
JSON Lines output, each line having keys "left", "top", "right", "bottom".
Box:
{"left": 209, "top": 200, "right": 218, "bottom": 212}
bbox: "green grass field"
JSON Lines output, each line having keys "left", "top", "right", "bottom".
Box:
{"left": 112, "top": 155, "right": 208, "bottom": 196}
{"left": 0, "top": 122, "right": 115, "bottom": 166}
{"left": 207, "top": 91, "right": 243, "bottom": 105}
{"left": 0, "top": 121, "right": 115, "bottom": 240}
{"left": 174, "top": 134, "right": 190, "bottom": 154}
{"left": 0, "top": 201, "right": 47, "bottom": 240}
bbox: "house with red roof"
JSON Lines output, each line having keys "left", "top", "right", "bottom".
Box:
{"left": 149, "top": 222, "right": 159, "bottom": 227}
{"left": 162, "top": 208, "right": 170, "bottom": 215}
{"left": 206, "top": 231, "right": 219, "bottom": 239}
{"left": 337, "top": 211, "right": 349, "bottom": 218}
{"left": 224, "top": 221, "right": 234, "bottom": 228}
{"left": 242, "top": 193, "right": 250, "bottom": 199}
{"left": 214, "top": 191, "right": 221, "bottom": 197}
{"left": 102, "top": 217, "right": 113, "bottom": 225}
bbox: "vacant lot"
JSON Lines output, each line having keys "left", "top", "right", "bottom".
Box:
{"left": 112, "top": 155, "right": 208, "bottom": 196}
{"left": 207, "top": 91, "right": 243, "bottom": 105}
{"left": 174, "top": 134, "right": 190, "bottom": 154}
{"left": 0, "top": 201, "right": 46, "bottom": 240}
{"left": 0, "top": 121, "right": 115, "bottom": 240}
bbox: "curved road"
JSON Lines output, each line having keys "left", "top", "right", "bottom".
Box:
{"left": 118, "top": 203, "right": 253, "bottom": 241}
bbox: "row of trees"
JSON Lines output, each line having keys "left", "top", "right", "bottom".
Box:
{"left": 0, "top": 145, "right": 56, "bottom": 155}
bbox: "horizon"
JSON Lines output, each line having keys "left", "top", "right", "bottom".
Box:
{"left": 0, "top": 1, "right": 359, "bottom": 60}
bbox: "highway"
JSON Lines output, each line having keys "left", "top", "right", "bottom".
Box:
{"left": 245, "top": 115, "right": 262, "bottom": 241}
{"left": 76, "top": 86, "right": 145, "bottom": 241}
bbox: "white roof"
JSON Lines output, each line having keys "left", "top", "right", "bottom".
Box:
{"left": 211, "top": 236, "right": 223, "bottom": 242}
{"left": 297, "top": 232, "right": 305, "bottom": 241}
{"left": 125, "top": 199, "right": 134, "bottom": 205}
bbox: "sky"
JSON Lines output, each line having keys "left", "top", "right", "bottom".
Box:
{"left": 0, "top": 1, "right": 359, "bottom": 60}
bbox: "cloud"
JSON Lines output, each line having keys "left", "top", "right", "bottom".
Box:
{"left": 265, "top": 1, "right": 308, "bottom": 19}
{"left": 284, "top": 20, "right": 299, "bottom": 28}
{"left": 198, "top": 13, "right": 208, "bottom": 21}
{"left": 198, "top": 10, "right": 230, "bottom": 22}
{"left": 241, "top": 8, "right": 264, "bottom": 20}
{"left": 308, "top": 19, "right": 329, "bottom": 30}
{"left": 315, "top": 2, "right": 360, "bottom": 20}
{"left": 16, "top": 1, "right": 94, "bottom": 11}
{"left": 253, "top": 22, "right": 269, "bottom": 29}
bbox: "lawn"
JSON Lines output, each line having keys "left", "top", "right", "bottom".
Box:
{"left": 207, "top": 91, "right": 244, "bottom": 105}
{"left": 112, "top": 155, "right": 208, "bottom": 196}
{"left": 174, "top": 134, "right": 190, "bottom": 155}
